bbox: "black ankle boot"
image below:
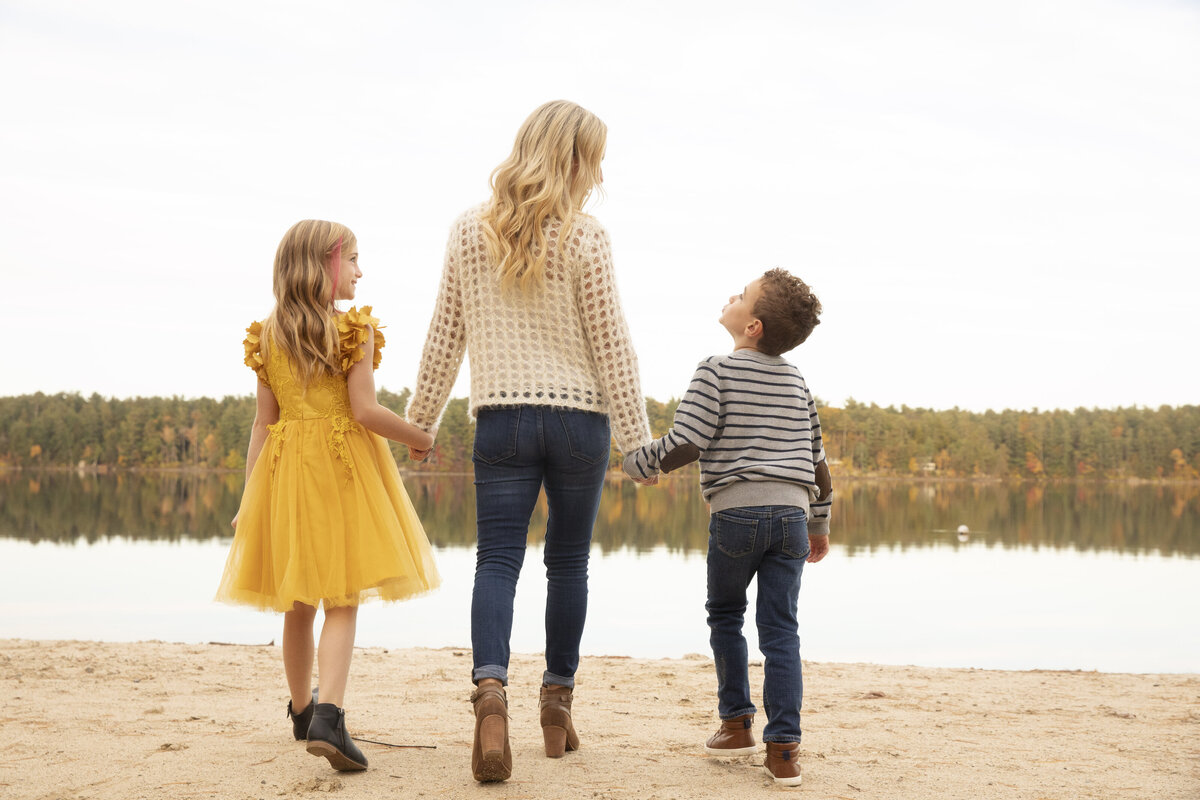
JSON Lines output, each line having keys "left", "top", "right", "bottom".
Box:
{"left": 286, "top": 688, "right": 320, "bottom": 741}
{"left": 306, "top": 703, "right": 368, "bottom": 771}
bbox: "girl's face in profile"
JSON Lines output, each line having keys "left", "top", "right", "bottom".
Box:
{"left": 335, "top": 247, "right": 361, "bottom": 302}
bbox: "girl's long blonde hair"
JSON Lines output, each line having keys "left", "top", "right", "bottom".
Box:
{"left": 481, "top": 100, "right": 607, "bottom": 290}
{"left": 261, "top": 219, "right": 356, "bottom": 389}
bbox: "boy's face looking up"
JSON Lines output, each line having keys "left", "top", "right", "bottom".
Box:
{"left": 720, "top": 278, "right": 765, "bottom": 346}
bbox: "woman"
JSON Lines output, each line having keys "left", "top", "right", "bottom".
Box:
{"left": 406, "top": 100, "right": 653, "bottom": 782}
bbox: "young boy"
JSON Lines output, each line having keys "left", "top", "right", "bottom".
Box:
{"left": 623, "top": 268, "right": 831, "bottom": 787}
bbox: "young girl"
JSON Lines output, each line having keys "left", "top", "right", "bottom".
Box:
{"left": 216, "top": 219, "right": 440, "bottom": 772}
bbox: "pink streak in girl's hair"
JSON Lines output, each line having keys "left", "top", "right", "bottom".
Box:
{"left": 330, "top": 236, "right": 343, "bottom": 306}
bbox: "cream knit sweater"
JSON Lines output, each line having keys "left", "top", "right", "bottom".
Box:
{"left": 406, "top": 205, "right": 652, "bottom": 455}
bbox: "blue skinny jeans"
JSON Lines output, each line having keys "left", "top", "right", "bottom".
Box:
{"left": 470, "top": 405, "right": 610, "bottom": 688}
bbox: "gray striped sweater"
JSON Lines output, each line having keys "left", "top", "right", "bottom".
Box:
{"left": 622, "top": 349, "right": 832, "bottom": 535}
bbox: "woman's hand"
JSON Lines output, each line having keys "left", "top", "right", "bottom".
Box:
{"left": 631, "top": 474, "right": 658, "bottom": 486}
{"left": 408, "top": 445, "right": 432, "bottom": 462}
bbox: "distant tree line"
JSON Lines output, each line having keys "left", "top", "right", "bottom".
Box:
{"left": 1, "top": 391, "right": 1197, "bottom": 481}
{"left": 7, "top": 472, "right": 1196, "bottom": 557}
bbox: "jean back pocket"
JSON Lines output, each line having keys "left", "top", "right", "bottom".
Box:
{"left": 473, "top": 408, "right": 521, "bottom": 465}
{"left": 781, "top": 511, "right": 810, "bottom": 560}
{"left": 557, "top": 410, "right": 611, "bottom": 465}
{"left": 711, "top": 511, "right": 759, "bottom": 558}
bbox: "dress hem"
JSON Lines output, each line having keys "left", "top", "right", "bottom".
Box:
{"left": 214, "top": 577, "right": 441, "bottom": 614}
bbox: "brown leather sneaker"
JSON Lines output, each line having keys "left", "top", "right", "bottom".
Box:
{"left": 764, "top": 741, "right": 802, "bottom": 786}
{"left": 703, "top": 713, "right": 758, "bottom": 755}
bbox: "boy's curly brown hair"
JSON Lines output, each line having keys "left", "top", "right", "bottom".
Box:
{"left": 753, "top": 268, "right": 822, "bottom": 356}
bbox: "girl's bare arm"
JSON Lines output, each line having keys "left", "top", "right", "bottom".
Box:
{"left": 347, "top": 325, "right": 436, "bottom": 450}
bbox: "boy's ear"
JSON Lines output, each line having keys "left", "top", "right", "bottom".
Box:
{"left": 745, "top": 318, "right": 764, "bottom": 340}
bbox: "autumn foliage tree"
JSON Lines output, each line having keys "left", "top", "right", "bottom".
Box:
{"left": 1, "top": 392, "right": 1198, "bottom": 481}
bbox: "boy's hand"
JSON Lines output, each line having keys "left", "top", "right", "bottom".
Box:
{"left": 408, "top": 445, "right": 432, "bottom": 462}
{"left": 807, "top": 534, "right": 829, "bottom": 563}
{"left": 622, "top": 451, "right": 659, "bottom": 484}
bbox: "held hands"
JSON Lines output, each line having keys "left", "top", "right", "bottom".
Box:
{"left": 407, "top": 426, "right": 436, "bottom": 462}
{"left": 621, "top": 449, "right": 660, "bottom": 486}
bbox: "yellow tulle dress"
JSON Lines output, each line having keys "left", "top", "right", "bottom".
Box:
{"left": 216, "top": 306, "right": 440, "bottom": 612}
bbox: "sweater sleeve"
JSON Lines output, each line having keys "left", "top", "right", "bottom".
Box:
{"left": 806, "top": 388, "right": 832, "bottom": 536}
{"left": 406, "top": 218, "right": 468, "bottom": 432}
{"left": 622, "top": 360, "right": 722, "bottom": 480}
{"left": 575, "top": 220, "right": 652, "bottom": 454}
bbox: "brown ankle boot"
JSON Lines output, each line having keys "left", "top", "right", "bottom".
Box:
{"left": 764, "top": 741, "right": 803, "bottom": 786}
{"left": 539, "top": 684, "right": 580, "bottom": 758}
{"left": 704, "top": 713, "right": 757, "bottom": 755}
{"left": 471, "top": 683, "right": 511, "bottom": 782}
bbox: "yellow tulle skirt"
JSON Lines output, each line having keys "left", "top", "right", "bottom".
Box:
{"left": 215, "top": 418, "right": 440, "bottom": 612}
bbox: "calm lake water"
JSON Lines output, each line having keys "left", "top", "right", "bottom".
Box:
{"left": 2, "top": 472, "right": 1198, "bottom": 673}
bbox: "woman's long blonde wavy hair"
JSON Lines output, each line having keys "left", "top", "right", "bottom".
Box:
{"left": 261, "top": 219, "right": 356, "bottom": 389}
{"left": 481, "top": 100, "right": 607, "bottom": 290}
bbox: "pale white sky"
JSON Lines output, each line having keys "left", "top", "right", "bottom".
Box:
{"left": 2, "top": 0, "right": 1197, "bottom": 412}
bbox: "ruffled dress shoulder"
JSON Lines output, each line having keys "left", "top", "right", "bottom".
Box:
{"left": 217, "top": 307, "right": 439, "bottom": 611}
{"left": 335, "top": 305, "right": 386, "bottom": 372}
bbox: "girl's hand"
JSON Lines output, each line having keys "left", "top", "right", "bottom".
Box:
{"left": 230, "top": 512, "right": 239, "bottom": 528}
{"left": 408, "top": 445, "right": 432, "bottom": 462}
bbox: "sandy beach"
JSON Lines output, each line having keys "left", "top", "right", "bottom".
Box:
{"left": 2, "top": 639, "right": 1197, "bottom": 799}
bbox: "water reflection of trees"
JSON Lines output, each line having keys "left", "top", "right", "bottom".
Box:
{"left": 1, "top": 473, "right": 1197, "bottom": 557}
{"left": 0, "top": 472, "right": 246, "bottom": 543}
{"left": 833, "top": 481, "right": 1200, "bottom": 556}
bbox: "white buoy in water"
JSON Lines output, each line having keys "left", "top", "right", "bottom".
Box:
{"left": 957, "top": 523, "right": 969, "bottom": 542}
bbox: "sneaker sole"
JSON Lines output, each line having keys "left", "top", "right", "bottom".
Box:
{"left": 704, "top": 744, "right": 760, "bottom": 756}
{"left": 764, "top": 765, "right": 803, "bottom": 786}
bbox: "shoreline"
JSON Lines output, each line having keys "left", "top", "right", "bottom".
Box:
{"left": 4, "top": 464, "right": 1199, "bottom": 487}
{"left": 4, "top": 639, "right": 1197, "bottom": 799}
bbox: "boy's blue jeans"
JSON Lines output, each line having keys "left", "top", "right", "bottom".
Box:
{"left": 707, "top": 504, "right": 809, "bottom": 743}
{"left": 470, "top": 406, "right": 610, "bottom": 689}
